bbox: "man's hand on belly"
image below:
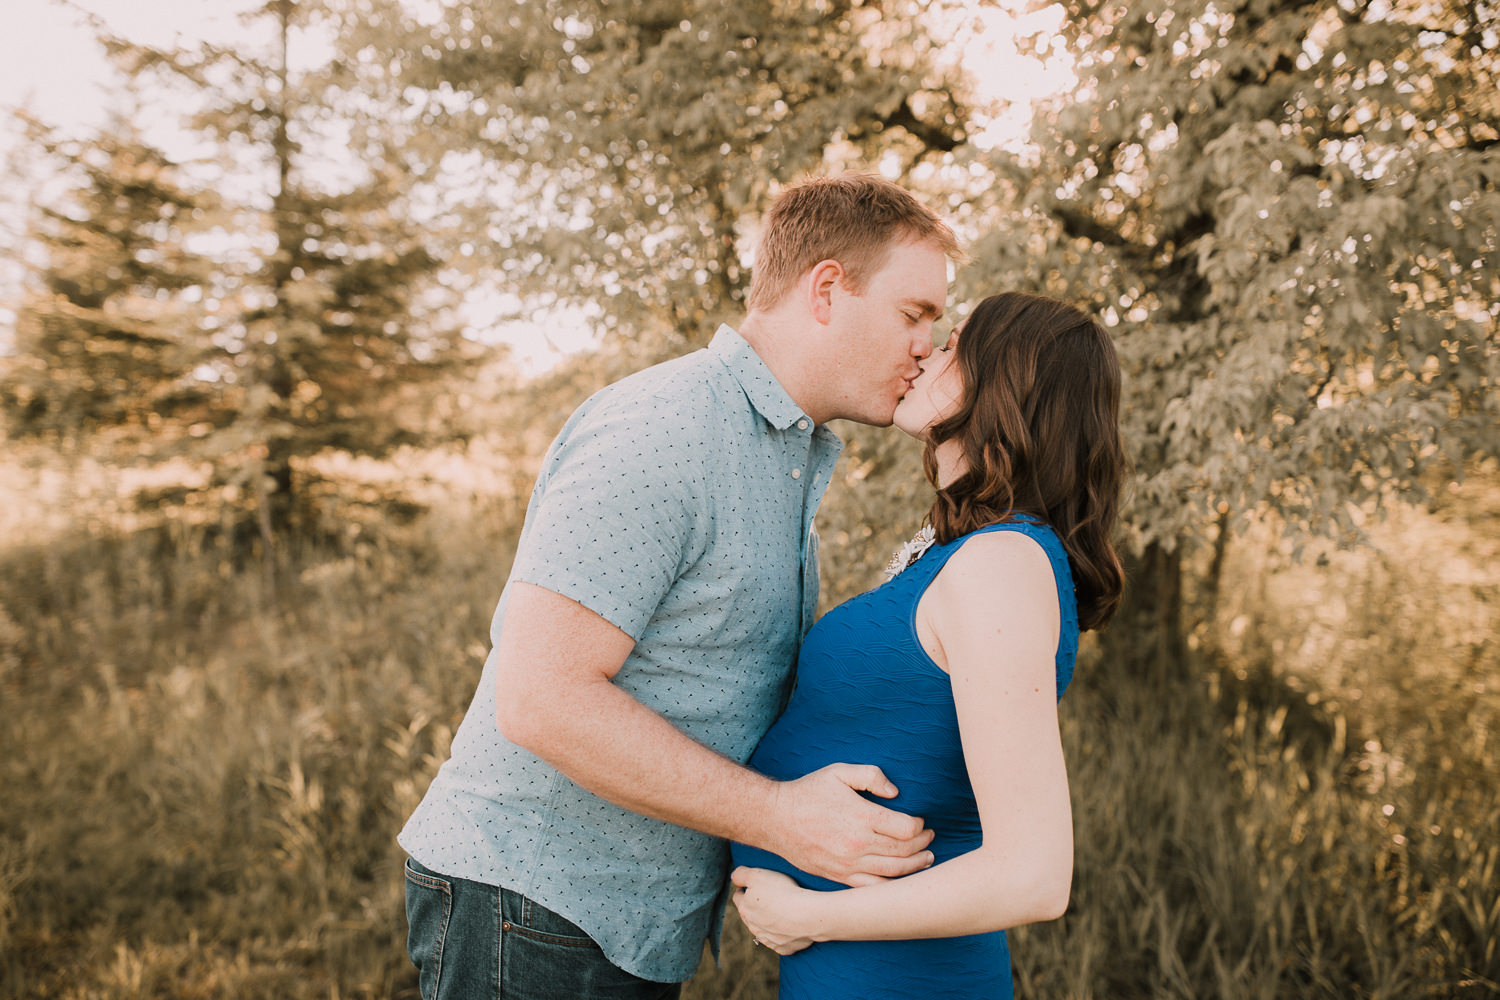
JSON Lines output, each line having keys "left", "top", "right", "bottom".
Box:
{"left": 763, "top": 763, "right": 936, "bottom": 886}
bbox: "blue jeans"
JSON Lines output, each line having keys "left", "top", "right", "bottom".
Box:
{"left": 404, "top": 857, "right": 683, "bottom": 1000}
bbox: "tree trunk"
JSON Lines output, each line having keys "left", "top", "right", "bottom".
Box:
{"left": 1198, "top": 507, "right": 1232, "bottom": 632}
{"left": 1099, "top": 540, "right": 1190, "bottom": 688}
{"left": 261, "top": 0, "right": 297, "bottom": 542}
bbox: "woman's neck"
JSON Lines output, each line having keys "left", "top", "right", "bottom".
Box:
{"left": 933, "top": 438, "right": 966, "bottom": 488}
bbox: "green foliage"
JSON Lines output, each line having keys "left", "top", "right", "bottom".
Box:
{"left": 125, "top": 0, "right": 483, "bottom": 529}
{"left": 353, "top": 0, "right": 968, "bottom": 358}
{"left": 0, "top": 455, "right": 1494, "bottom": 998}
{"left": 0, "top": 119, "right": 215, "bottom": 443}
{"left": 1, "top": 0, "right": 483, "bottom": 532}
{"left": 967, "top": 0, "right": 1500, "bottom": 555}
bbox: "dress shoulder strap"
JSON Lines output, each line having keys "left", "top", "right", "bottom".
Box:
{"left": 892, "top": 518, "right": 1080, "bottom": 696}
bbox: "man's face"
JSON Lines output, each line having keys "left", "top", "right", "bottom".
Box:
{"left": 822, "top": 238, "right": 949, "bottom": 426}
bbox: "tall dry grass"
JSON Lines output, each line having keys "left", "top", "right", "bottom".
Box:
{"left": 0, "top": 452, "right": 526, "bottom": 998}
{"left": 0, "top": 448, "right": 1495, "bottom": 999}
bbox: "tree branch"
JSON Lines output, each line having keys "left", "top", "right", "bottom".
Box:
{"left": 878, "top": 97, "right": 966, "bottom": 152}
{"left": 1052, "top": 204, "right": 1137, "bottom": 253}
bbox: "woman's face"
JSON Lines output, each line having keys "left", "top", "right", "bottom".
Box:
{"left": 893, "top": 329, "right": 964, "bottom": 440}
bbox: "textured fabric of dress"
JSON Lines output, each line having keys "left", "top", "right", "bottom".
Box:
{"left": 730, "top": 518, "right": 1080, "bottom": 1000}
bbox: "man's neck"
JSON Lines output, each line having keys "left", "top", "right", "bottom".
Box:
{"left": 737, "top": 312, "right": 829, "bottom": 425}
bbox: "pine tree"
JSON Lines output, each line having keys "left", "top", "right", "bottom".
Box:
{"left": 94, "top": 0, "right": 477, "bottom": 532}
{"left": 1, "top": 117, "right": 213, "bottom": 444}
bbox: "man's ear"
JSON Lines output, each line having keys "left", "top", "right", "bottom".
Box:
{"left": 805, "top": 258, "right": 844, "bottom": 325}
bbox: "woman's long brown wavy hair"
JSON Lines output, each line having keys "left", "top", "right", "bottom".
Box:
{"left": 923, "top": 292, "right": 1126, "bottom": 632}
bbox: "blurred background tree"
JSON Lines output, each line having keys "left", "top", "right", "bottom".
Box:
{"left": 965, "top": 0, "right": 1500, "bottom": 679}
{"left": 4, "top": 0, "right": 480, "bottom": 539}
{"left": 0, "top": 116, "right": 214, "bottom": 445}
{"left": 346, "top": 0, "right": 970, "bottom": 365}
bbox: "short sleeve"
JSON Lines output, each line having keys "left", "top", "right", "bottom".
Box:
{"left": 508, "top": 393, "right": 707, "bottom": 640}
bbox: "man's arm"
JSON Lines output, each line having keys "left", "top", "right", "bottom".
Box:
{"left": 494, "top": 582, "right": 935, "bottom": 886}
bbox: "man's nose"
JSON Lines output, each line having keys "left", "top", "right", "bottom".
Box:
{"left": 912, "top": 325, "right": 934, "bottom": 359}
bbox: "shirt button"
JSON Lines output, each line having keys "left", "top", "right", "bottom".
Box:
{"left": 791, "top": 468, "right": 802, "bottom": 479}
{"left": 797, "top": 419, "right": 809, "bottom": 430}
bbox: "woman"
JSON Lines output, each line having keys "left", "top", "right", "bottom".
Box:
{"left": 729, "top": 291, "right": 1126, "bottom": 1000}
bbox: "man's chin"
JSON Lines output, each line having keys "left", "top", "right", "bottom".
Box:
{"left": 841, "top": 396, "right": 899, "bottom": 427}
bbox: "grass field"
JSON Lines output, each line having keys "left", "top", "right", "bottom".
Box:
{"left": 1, "top": 446, "right": 1495, "bottom": 999}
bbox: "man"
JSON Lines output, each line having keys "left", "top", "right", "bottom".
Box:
{"left": 400, "top": 173, "right": 963, "bottom": 999}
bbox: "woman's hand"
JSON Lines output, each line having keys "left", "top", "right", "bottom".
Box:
{"left": 730, "top": 866, "right": 823, "bottom": 956}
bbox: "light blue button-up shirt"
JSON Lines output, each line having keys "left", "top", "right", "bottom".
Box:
{"left": 399, "top": 326, "right": 844, "bottom": 982}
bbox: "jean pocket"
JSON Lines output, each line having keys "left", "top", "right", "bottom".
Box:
{"left": 500, "top": 891, "right": 674, "bottom": 997}
{"left": 404, "top": 858, "right": 453, "bottom": 999}
{"left": 503, "top": 893, "right": 598, "bottom": 948}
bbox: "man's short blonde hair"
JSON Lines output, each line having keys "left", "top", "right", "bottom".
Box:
{"left": 746, "top": 173, "right": 964, "bottom": 313}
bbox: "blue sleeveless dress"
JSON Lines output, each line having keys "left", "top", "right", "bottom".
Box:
{"left": 730, "top": 519, "right": 1080, "bottom": 1000}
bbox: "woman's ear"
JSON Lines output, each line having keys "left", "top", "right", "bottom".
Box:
{"left": 805, "top": 258, "right": 844, "bottom": 325}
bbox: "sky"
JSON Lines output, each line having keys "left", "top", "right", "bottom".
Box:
{"left": 0, "top": 1, "right": 1072, "bottom": 138}
{"left": 1, "top": 1, "right": 249, "bottom": 134}
{"left": 0, "top": 0, "right": 1074, "bottom": 372}
{"left": 0, "top": 0, "right": 609, "bottom": 372}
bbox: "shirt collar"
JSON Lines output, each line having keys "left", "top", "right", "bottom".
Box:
{"left": 708, "top": 324, "right": 809, "bottom": 431}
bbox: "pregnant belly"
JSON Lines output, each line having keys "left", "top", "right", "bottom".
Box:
{"left": 775, "top": 933, "right": 1013, "bottom": 1000}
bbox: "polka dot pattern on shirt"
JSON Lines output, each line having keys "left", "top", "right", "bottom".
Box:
{"left": 398, "top": 326, "right": 844, "bottom": 982}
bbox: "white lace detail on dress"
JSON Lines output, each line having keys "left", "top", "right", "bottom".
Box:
{"left": 883, "top": 523, "right": 937, "bottom": 580}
